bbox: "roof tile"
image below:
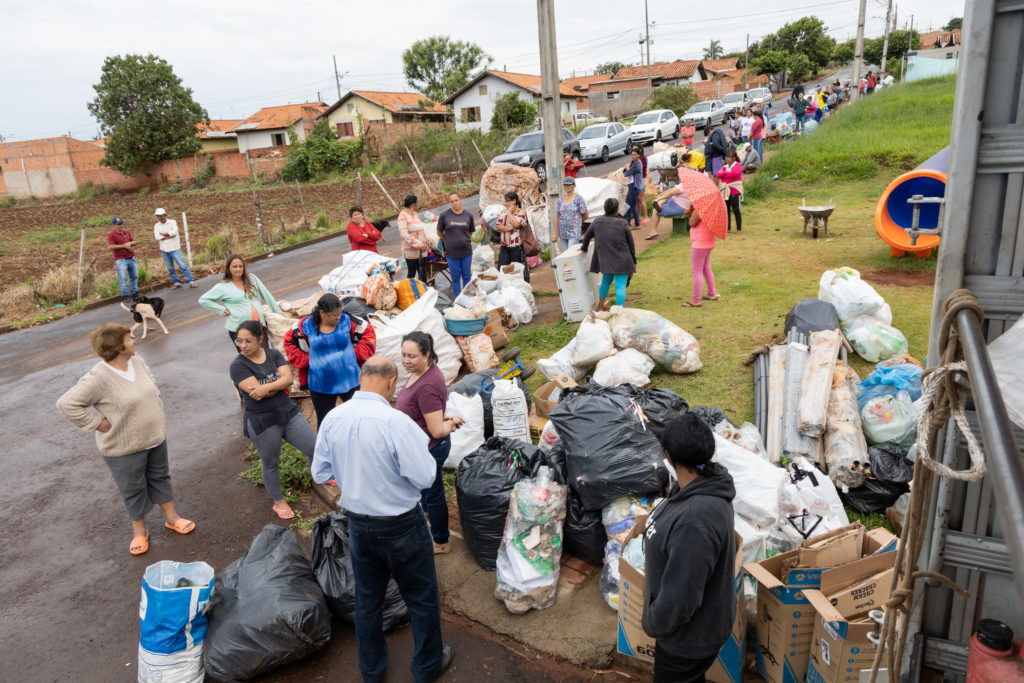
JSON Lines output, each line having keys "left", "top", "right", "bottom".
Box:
{"left": 350, "top": 91, "right": 447, "bottom": 114}
{"left": 231, "top": 102, "right": 327, "bottom": 133}
{"left": 613, "top": 60, "right": 702, "bottom": 81}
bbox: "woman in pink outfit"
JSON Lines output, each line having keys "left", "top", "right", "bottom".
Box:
{"left": 681, "top": 198, "right": 720, "bottom": 308}
{"left": 716, "top": 150, "right": 743, "bottom": 233}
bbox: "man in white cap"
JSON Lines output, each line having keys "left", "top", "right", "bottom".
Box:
{"left": 153, "top": 208, "right": 196, "bottom": 289}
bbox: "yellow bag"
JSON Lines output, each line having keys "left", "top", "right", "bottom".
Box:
{"left": 395, "top": 278, "right": 429, "bottom": 310}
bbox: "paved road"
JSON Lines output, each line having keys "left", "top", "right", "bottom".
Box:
{"left": 0, "top": 200, "right": 626, "bottom": 681}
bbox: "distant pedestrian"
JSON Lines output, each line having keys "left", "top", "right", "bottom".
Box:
{"left": 643, "top": 412, "right": 736, "bottom": 682}
{"left": 703, "top": 124, "right": 729, "bottom": 177}
{"left": 716, "top": 150, "right": 743, "bottom": 233}
{"left": 495, "top": 191, "right": 530, "bottom": 282}
{"left": 313, "top": 356, "right": 454, "bottom": 683}
{"left": 680, "top": 190, "right": 719, "bottom": 308}
{"left": 153, "top": 208, "right": 196, "bottom": 289}
{"left": 346, "top": 206, "right": 383, "bottom": 254}
{"left": 814, "top": 88, "right": 826, "bottom": 123}
{"left": 563, "top": 153, "right": 584, "bottom": 179}
{"left": 57, "top": 322, "right": 195, "bottom": 556}
{"left": 581, "top": 198, "right": 636, "bottom": 308}
{"left": 398, "top": 194, "right": 429, "bottom": 282}
{"left": 633, "top": 145, "right": 650, "bottom": 224}
{"left": 198, "top": 254, "right": 281, "bottom": 352}
{"left": 230, "top": 320, "right": 316, "bottom": 519}
{"left": 556, "top": 177, "right": 589, "bottom": 251}
{"left": 793, "top": 95, "right": 808, "bottom": 132}
{"left": 107, "top": 217, "right": 138, "bottom": 300}
{"left": 679, "top": 121, "right": 696, "bottom": 147}
{"left": 436, "top": 192, "right": 475, "bottom": 296}
{"left": 739, "top": 109, "right": 755, "bottom": 143}
{"left": 740, "top": 143, "right": 762, "bottom": 173}
{"left": 867, "top": 71, "right": 877, "bottom": 94}
{"left": 622, "top": 148, "right": 644, "bottom": 229}
{"left": 749, "top": 108, "right": 765, "bottom": 159}
{"left": 804, "top": 94, "right": 818, "bottom": 126}
{"left": 826, "top": 87, "right": 838, "bottom": 116}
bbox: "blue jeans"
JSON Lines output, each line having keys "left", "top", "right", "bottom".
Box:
{"left": 624, "top": 187, "right": 640, "bottom": 227}
{"left": 447, "top": 255, "right": 472, "bottom": 297}
{"left": 160, "top": 249, "right": 194, "bottom": 285}
{"left": 115, "top": 257, "right": 138, "bottom": 298}
{"left": 348, "top": 509, "right": 444, "bottom": 683}
{"left": 752, "top": 137, "right": 764, "bottom": 159}
{"left": 600, "top": 273, "right": 629, "bottom": 306}
{"left": 420, "top": 436, "right": 451, "bottom": 544}
{"left": 558, "top": 236, "right": 580, "bottom": 252}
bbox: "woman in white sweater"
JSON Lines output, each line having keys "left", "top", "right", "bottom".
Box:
{"left": 57, "top": 323, "right": 194, "bottom": 556}
{"left": 198, "top": 254, "right": 282, "bottom": 352}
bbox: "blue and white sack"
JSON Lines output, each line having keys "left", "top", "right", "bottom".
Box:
{"left": 138, "top": 561, "right": 215, "bottom": 683}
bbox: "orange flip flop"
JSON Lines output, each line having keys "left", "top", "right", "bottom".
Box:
{"left": 130, "top": 533, "right": 149, "bottom": 556}
{"left": 164, "top": 518, "right": 195, "bottom": 535}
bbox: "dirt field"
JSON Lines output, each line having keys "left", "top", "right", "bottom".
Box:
{"left": 0, "top": 171, "right": 469, "bottom": 292}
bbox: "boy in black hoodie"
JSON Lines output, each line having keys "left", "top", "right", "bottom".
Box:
{"left": 642, "top": 413, "right": 736, "bottom": 682}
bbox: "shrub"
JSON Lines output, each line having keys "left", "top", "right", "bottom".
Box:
{"left": 0, "top": 283, "right": 37, "bottom": 323}
{"left": 282, "top": 122, "right": 362, "bottom": 182}
{"left": 194, "top": 157, "right": 217, "bottom": 188}
{"left": 201, "top": 228, "right": 239, "bottom": 264}
{"left": 0, "top": 197, "right": 15, "bottom": 209}
{"left": 35, "top": 263, "right": 96, "bottom": 304}
{"left": 76, "top": 182, "right": 111, "bottom": 201}
{"left": 137, "top": 185, "right": 152, "bottom": 197}
{"left": 644, "top": 84, "right": 700, "bottom": 119}
{"left": 315, "top": 210, "right": 330, "bottom": 229}
{"left": 490, "top": 92, "right": 538, "bottom": 132}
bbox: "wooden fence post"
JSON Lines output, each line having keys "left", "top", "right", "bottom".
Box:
{"left": 181, "top": 212, "right": 193, "bottom": 268}
{"left": 356, "top": 171, "right": 363, "bottom": 206}
{"left": 369, "top": 171, "right": 400, "bottom": 211}
{"left": 295, "top": 180, "right": 310, "bottom": 230}
{"left": 405, "top": 144, "right": 431, "bottom": 197}
{"left": 252, "top": 188, "right": 268, "bottom": 247}
{"left": 455, "top": 147, "right": 465, "bottom": 184}
{"left": 76, "top": 229, "right": 86, "bottom": 300}
{"left": 471, "top": 139, "right": 488, "bottom": 168}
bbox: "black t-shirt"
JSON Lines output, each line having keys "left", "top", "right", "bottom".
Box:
{"left": 437, "top": 208, "right": 475, "bottom": 259}
{"left": 229, "top": 348, "right": 297, "bottom": 436}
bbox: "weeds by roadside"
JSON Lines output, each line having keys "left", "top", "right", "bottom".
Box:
{"left": 238, "top": 442, "right": 312, "bottom": 504}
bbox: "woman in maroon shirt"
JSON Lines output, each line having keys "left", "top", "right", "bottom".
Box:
{"left": 346, "top": 205, "right": 382, "bottom": 253}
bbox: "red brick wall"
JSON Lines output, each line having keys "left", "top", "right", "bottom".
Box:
{"left": 361, "top": 120, "right": 454, "bottom": 157}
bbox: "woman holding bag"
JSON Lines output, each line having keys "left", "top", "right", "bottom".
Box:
{"left": 495, "top": 191, "right": 531, "bottom": 283}
{"left": 716, "top": 150, "right": 743, "bottom": 233}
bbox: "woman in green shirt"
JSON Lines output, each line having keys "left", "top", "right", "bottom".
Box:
{"left": 198, "top": 254, "right": 282, "bottom": 351}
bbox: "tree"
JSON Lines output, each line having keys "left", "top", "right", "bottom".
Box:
{"left": 87, "top": 54, "right": 208, "bottom": 175}
{"left": 788, "top": 53, "right": 812, "bottom": 83}
{"left": 593, "top": 61, "right": 627, "bottom": 76}
{"left": 643, "top": 84, "right": 699, "bottom": 119}
{"left": 490, "top": 92, "right": 538, "bottom": 132}
{"left": 750, "top": 50, "right": 791, "bottom": 91}
{"left": 943, "top": 17, "right": 963, "bottom": 31}
{"left": 402, "top": 36, "right": 492, "bottom": 103}
{"left": 864, "top": 30, "right": 920, "bottom": 65}
{"left": 833, "top": 39, "right": 856, "bottom": 65}
{"left": 282, "top": 121, "right": 361, "bottom": 182}
{"left": 775, "top": 16, "right": 834, "bottom": 70}
{"left": 703, "top": 39, "right": 724, "bottom": 60}
{"left": 722, "top": 51, "right": 747, "bottom": 68}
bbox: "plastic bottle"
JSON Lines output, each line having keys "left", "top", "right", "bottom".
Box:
{"left": 966, "top": 619, "right": 1024, "bottom": 682}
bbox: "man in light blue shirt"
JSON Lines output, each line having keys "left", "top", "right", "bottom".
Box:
{"left": 312, "top": 356, "right": 453, "bottom": 682}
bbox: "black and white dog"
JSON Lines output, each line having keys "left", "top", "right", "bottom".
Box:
{"left": 120, "top": 295, "right": 168, "bottom": 339}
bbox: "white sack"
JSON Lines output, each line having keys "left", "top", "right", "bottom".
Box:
{"left": 318, "top": 250, "right": 399, "bottom": 296}
{"left": 818, "top": 267, "right": 885, "bottom": 321}
{"left": 538, "top": 339, "right": 589, "bottom": 382}
{"left": 734, "top": 515, "right": 772, "bottom": 564}
{"left": 502, "top": 277, "right": 537, "bottom": 315}
{"left": 600, "top": 306, "right": 702, "bottom": 374}
{"left": 572, "top": 315, "right": 616, "bottom": 366}
{"left": 779, "top": 457, "right": 849, "bottom": 534}
{"left": 987, "top": 313, "right": 1024, "bottom": 429}
{"left": 472, "top": 245, "right": 496, "bottom": 273}
{"left": 371, "top": 289, "right": 462, "bottom": 386}
{"left": 574, "top": 177, "right": 627, "bottom": 217}
{"left": 497, "top": 287, "right": 532, "bottom": 324}
{"left": 445, "top": 393, "right": 485, "bottom": 469}
{"left": 491, "top": 379, "right": 530, "bottom": 444}
{"left": 525, "top": 205, "right": 551, "bottom": 246}
{"left": 712, "top": 434, "right": 785, "bottom": 527}
{"left": 592, "top": 348, "right": 656, "bottom": 387}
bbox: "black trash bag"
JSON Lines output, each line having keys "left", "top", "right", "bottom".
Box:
{"left": 785, "top": 297, "right": 841, "bottom": 335}
{"left": 840, "top": 478, "right": 909, "bottom": 514}
{"left": 310, "top": 511, "right": 409, "bottom": 631}
{"left": 626, "top": 385, "right": 689, "bottom": 437}
{"left": 204, "top": 525, "right": 331, "bottom": 681}
{"left": 449, "top": 370, "right": 531, "bottom": 439}
{"left": 688, "top": 405, "right": 731, "bottom": 430}
{"left": 546, "top": 444, "right": 606, "bottom": 564}
{"left": 341, "top": 296, "right": 376, "bottom": 321}
{"left": 548, "top": 383, "right": 670, "bottom": 511}
{"left": 868, "top": 443, "right": 914, "bottom": 484}
{"left": 455, "top": 436, "right": 543, "bottom": 570}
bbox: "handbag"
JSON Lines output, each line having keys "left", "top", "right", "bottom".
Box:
{"left": 520, "top": 216, "right": 541, "bottom": 258}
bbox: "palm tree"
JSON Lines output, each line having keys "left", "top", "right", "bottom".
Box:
{"left": 703, "top": 40, "right": 724, "bottom": 60}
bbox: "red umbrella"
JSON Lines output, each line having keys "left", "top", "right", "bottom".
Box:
{"left": 676, "top": 167, "right": 728, "bottom": 240}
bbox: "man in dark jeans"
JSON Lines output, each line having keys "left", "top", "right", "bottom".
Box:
{"left": 312, "top": 356, "right": 454, "bottom": 682}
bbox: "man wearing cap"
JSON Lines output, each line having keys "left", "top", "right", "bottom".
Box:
{"left": 153, "top": 208, "right": 196, "bottom": 289}
{"left": 106, "top": 217, "right": 138, "bottom": 300}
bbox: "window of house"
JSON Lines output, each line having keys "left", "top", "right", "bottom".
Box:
{"left": 368, "top": 119, "right": 385, "bottom": 124}
{"left": 271, "top": 132, "right": 285, "bottom": 146}
{"left": 460, "top": 107, "right": 481, "bottom": 123}
{"left": 606, "top": 91, "right": 620, "bottom": 100}
{"left": 478, "top": 85, "right": 488, "bottom": 95}
{"left": 346, "top": 103, "right": 355, "bottom": 113}
{"left": 337, "top": 122, "right": 355, "bottom": 137}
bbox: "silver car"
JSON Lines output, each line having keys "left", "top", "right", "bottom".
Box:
{"left": 745, "top": 87, "right": 773, "bottom": 108}
{"left": 578, "top": 122, "right": 631, "bottom": 162}
{"left": 681, "top": 100, "right": 727, "bottom": 127}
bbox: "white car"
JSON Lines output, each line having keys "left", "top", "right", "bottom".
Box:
{"left": 628, "top": 109, "right": 680, "bottom": 144}
{"left": 721, "top": 91, "right": 748, "bottom": 117}
{"left": 681, "top": 100, "right": 727, "bottom": 128}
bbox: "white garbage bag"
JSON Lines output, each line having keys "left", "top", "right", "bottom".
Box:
{"left": 491, "top": 379, "right": 530, "bottom": 444}
{"left": 843, "top": 315, "right": 909, "bottom": 363}
{"left": 501, "top": 277, "right": 537, "bottom": 315}
{"left": 818, "top": 267, "right": 885, "bottom": 322}
{"left": 592, "top": 349, "right": 656, "bottom": 387}
{"left": 371, "top": 288, "right": 462, "bottom": 386}
{"left": 714, "top": 421, "right": 768, "bottom": 460}
{"left": 599, "top": 306, "right": 702, "bottom": 374}
{"left": 496, "top": 287, "right": 532, "bottom": 325}
{"left": 537, "top": 339, "right": 589, "bottom": 382}
{"left": 525, "top": 205, "right": 551, "bottom": 247}
{"left": 572, "top": 315, "right": 616, "bottom": 366}
{"left": 472, "top": 245, "right": 496, "bottom": 272}
{"left": 445, "top": 393, "right": 484, "bottom": 469}
{"left": 734, "top": 516, "right": 772, "bottom": 564}
{"left": 861, "top": 390, "right": 917, "bottom": 448}
{"left": 779, "top": 457, "right": 849, "bottom": 534}
{"left": 711, "top": 434, "right": 785, "bottom": 527}
{"left": 318, "top": 250, "right": 399, "bottom": 296}
{"left": 574, "top": 177, "right": 627, "bottom": 218}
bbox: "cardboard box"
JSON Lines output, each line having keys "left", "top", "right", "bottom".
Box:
{"left": 617, "top": 517, "right": 747, "bottom": 683}
{"left": 483, "top": 309, "right": 508, "bottom": 350}
{"left": 533, "top": 374, "right": 578, "bottom": 419}
{"left": 798, "top": 525, "right": 865, "bottom": 569}
{"left": 744, "top": 523, "right": 897, "bottom": 683}
{"left": 803, "top": 553, "right": 897, "bottom": 683}
{"left": 528, "top": 407, "right": 547, "bottom": 440}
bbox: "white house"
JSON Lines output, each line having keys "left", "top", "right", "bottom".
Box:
{"left": 443, "top": 70, "right": 579, "bottom": 133}
{"left": 230, "top": 102, "right": 327, "bottom": 154}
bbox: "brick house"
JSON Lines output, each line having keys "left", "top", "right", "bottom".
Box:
{"left": 230, "top": 102, "right": 327, "bottom": 153}
{"left": 586, "top": 60, "right": 709, "bottom": 119}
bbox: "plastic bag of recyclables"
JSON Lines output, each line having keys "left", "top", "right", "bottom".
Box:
{"left": 494, "top": 466, "right": 568, "bottom": 613}
{"left": 371, "top": 288, "right": 462, "bottom": 386}
{"left": 711, "top": 433, "right": 785, "bottom": 527}
{"left": 572, "top": 315, "right": 616, "bottom": 366}
{"left": 844, "top": 315, "right": 909, "bottom": 363}
{"left": 818, "top": 267, "right": 890, "bottom": 322}
{"left": 596, "top": 305, "right": 702, "bottom": 374}
{"left": 592, "top": 348, "right": 656, "bottom": 387}
{"left": 444, "top": 392, "right": 485, "bottom": 469}
{"left": 537, "top": 338, "right": 589, "bottom": 382}
{"left": 600, "top": 496, "right": 658, "bottom": 609}
{"left": 318, "top": 251, "right": 399, "bottom": 296}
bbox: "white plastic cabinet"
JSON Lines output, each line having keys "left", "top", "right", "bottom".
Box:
{"left": 552, "top": 244, "right": 597, "bottom": 322}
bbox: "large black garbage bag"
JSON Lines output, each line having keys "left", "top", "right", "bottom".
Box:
{"left": 310, "top": 512, "right": 409, "bottom": 631}
{"left": 840, "top": 478, "right": 909, "bottom": 514}
{"left": 548, "top": 383, "right": 669, "bottom": 511}
{"left": 204, "top": 525, "right": 331, "bottom": 681}
{"left": 341, "top": 296, "right": 376, "bottom": 321}
{"left": 449, "top": 370, "right": 531, "bottom": 439}
{"left": 546, "top": 444, "right": 606, "bottom": 564}
{"left": 626, "top": 385, "right": 689, "bottom": 437}
{"left": 455, "top": 436, "right": 542, "bottom": 570}
{"left": 688, "top": 405, "right": 731, "bottom": 429}
{"left": 868, "top": 443, "right": 914, "bottom": 484}
{"left": 785, "top": 297, "right": 841, "bottom": 335}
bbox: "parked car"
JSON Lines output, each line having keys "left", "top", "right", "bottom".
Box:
{"left": 745, "top": 87, "right": 773, "bottom": 108}
{"left": 681, "top": 100, "right": 727, "bottom": 127}
{"left": 577, "top": 122, "right": 631, "bottom": 162}
{"left": 569, "top": 111, "right": 609, "bottom": 127}
{"left": 721, "top": 91, "right": 748, "bottom": 117}
{"left": 490, "top": 128, "right": 581, "bottom": 179}
{"left": 628, "top": 109, "right": 680, "bottom": 144}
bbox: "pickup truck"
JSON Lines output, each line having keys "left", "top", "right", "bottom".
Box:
{"left": 568, "top": 111, "right": 609, "bottom": 126}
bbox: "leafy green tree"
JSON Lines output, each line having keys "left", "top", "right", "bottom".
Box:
{"left": 703, "top": 39, "right": 724, "bottom": 60}
{"left": 490, "top": 92, "right": 538, "bottom": 132}
{"left": 775, "top": 16, "right": 834, "bottom": 70}
{"left": 750, "top": 50, "right": 791, "bottom": 90}
{"left": 87, "top": 54, "right": 208, "bottom": 175}
{"left": 282, "top": 121, "right": 361, "bottom": 182}
{"left": 788, "top": 53, "right": 812, "bottom": 83}
{"left": 943, "top": 17, "right": 962, "bottom": 30}
{"left": 643, "top": 84, "right": 699, "bottom": 118}
{"left": 593, "top": 61, "right": 627, "bottom": 76}
{"left": 834, "top": 39, "right": 856, "bottom": 64}
{"left": 402, "top": 36, "right": 492, "bottom": 102}
{"left": 863, "top": 30, "right": 920, "bottom": 65}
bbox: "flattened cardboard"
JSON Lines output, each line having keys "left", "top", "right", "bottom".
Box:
{"left": 798, "top": 524, "right": 865, "bottom": 569}
{"left": 483, "top": 308, "right": 508, "bottom": 349}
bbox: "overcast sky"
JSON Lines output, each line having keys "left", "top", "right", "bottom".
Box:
{"left": 1, "top": 0, "right": 965, "bottom": 141}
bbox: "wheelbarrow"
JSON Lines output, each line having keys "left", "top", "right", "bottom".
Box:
{"left": 798, "top": 199, "right": 835, "bottom": 238}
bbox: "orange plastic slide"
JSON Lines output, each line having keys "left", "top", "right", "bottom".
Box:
{"left": 874, "top": 148, "right": 947, "bottom": 258}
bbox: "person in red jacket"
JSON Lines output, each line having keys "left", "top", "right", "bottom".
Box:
{"left": 563, "top": 154, "right": 584, "bottom": 179}
{"left": 346, "top": 205, "right": 383, "bottom": 253}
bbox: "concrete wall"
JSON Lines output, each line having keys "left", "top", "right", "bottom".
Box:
{"left": 587, "top": 88, "right": 652, "bottom": 121}
{"left": 236, "top": 129, "right": 288, "bottom": 153}
{"left": 199, "top": 138, "right": 239, "bottom": 153}
{"left": 2, "top": 167, "right": 77, "bottom": 197}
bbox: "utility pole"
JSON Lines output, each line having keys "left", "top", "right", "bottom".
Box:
{"left": 744, "top": 33, "right": 750, "bottom": 89}
{"left": 333, "top": 55, "right": 342, "bottom": 101}
{"left": 850, "top": 0, "right": 867, "bottom": 103}
{"left": 536, "top": 0, "right": 563, "bottom": 254}
{"left": 880, "top": 0, "right": 893, "bottom": 76}
{"left": 644, "top": 0, "right": 652, "bottom": 92}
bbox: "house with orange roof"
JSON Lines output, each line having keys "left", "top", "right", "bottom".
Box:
{"left": 230, "top": 102, "right": 327, "bottom": 154}
{"left": 586, "top": 59, "right": 709, "bottom": 120}
{"left": 318, "top": 90, "right": 449, "bottom": 139}
{"left": 701, "top": 58, "right": 740, "bottom": 75}
{"left": 913, "top": 28, "right": 961, "bottom": 61}
{"left": 198, "top": 119, "right": 243, "bottom": 152}
{"left": 560, "top": 73, "right": 614, "bottom": 110}
{"left": 442, "top": 70, "right": 582, "bottom": 133}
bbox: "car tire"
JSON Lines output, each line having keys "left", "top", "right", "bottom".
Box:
{"left": 674, "top": 124, "right": 680, "bottom": 137}
{"left": 535, "top": 161, "right": 546, "bottom": 181}
{"left": 656, "top": 130, "right": 662, "bottom": 142}
{"left": 601, "top": 147, "right": 609, "bottom": 162}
